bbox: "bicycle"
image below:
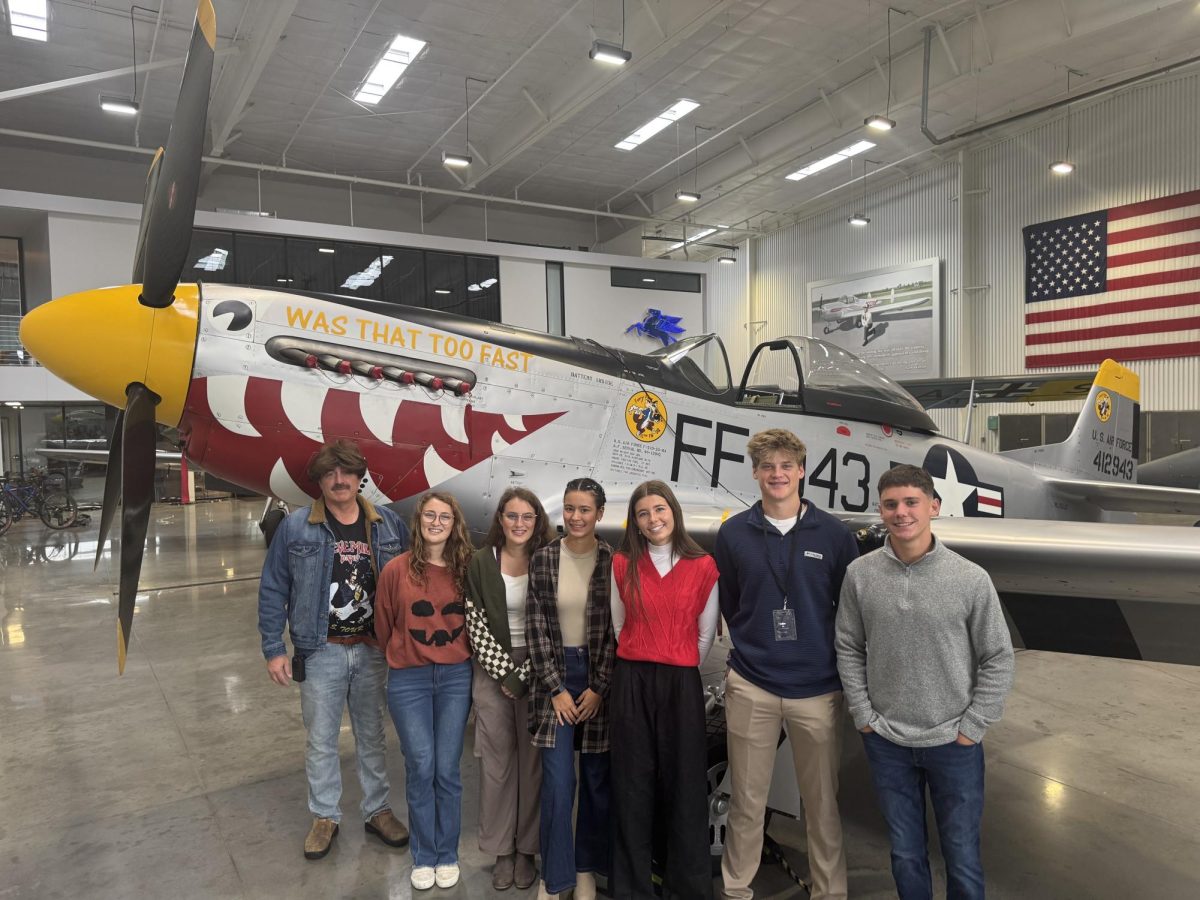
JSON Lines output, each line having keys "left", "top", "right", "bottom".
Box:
{"left": 0, "top": 474, "right": 79, "bottom": 535}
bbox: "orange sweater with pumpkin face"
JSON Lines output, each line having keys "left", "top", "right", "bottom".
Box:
{"left": 375, "top": 552, "right": 471, "bottom": 669}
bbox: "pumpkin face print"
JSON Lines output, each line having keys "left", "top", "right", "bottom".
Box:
{"left": 408, "top": 598, "right": 466, "bottom": 646}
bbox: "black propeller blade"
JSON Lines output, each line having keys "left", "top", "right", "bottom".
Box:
{"left": 116, "top": 383, "right": 159, "bottom": 674}
{"left": 138, "top": 0, "right": 216, "bottom": 309}
{"left": 94, "top": 407, "right": 125, "bottom": 571}
{"left": 131, "top": 149, "right": 163, "bottom": 285}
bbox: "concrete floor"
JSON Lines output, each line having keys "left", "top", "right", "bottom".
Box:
{"left": 2, "top": 498, "right": 1199, "bottom": 899}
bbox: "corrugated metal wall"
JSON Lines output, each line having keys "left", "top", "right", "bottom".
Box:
{"left": 705, "top": 240, "right": 753, "bottom": 377}
{"left": 738, "top": 68, "right": 1200, "bottom": 446}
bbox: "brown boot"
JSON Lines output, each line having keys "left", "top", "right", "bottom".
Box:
{"left": 492, "top": 853, "right": 516, "bottom": 890}
{"left": 304, "top": 817, "right": 339, "bottom": 860}
{"left": 514, "top": 852, "right": 538, "bottom": 890}
{"left": 364, "top": 809, "right": 410, "bottom": 847}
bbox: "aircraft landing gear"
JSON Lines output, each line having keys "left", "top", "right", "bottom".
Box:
{"left": 258, "top": 498, "right": 289, "bottom": 547}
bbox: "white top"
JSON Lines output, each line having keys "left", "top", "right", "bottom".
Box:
{"left": 764, "top": 501, "right": 806, "bottom": 535}
{"left": 610, "top": 543, "right": 721, "bottom": 664}
{"left": 501, "top": 571, "right": 529, "bottom": 648}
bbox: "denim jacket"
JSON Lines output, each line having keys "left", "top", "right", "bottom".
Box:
{"left": 258, "top": 495, "right": 409, "bottom": 660}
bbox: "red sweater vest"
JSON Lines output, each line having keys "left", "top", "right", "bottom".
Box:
{"left": 613, "top": 552, "right": 719, "bottom": 667}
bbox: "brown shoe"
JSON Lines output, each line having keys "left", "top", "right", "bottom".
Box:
{"left": 364, "top": 809, "right": 410, "bottom": 847}
{"left": 304, "top": 817, "right": 339, "bottom": 860}
{"left": 492, "top": 853, "right": 516, "bottom": 891}
{"left": 514, "top": 852, "right": 537, "bottom": 889}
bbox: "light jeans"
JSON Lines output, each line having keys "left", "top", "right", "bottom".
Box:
{"left": 387, "top": 659, "right": 473, "bottom": 867}
{"left": 297, "top": 640, "right": 391, "bottom": 822}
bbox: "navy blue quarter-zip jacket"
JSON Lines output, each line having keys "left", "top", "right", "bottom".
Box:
{"left": 715, "top": 500, "right": 858, "bottom": 699}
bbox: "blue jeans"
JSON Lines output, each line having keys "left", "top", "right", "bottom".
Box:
{"left": 297, "top": 641, "right": 390, "bottom": 822}
{"left": 861, "top": 731, "right": 986, "bottom": 900}
{"left": 541, "top": 646, "right": 611, "bottom": 894}
{"left": 387, "top": 660, "right": 473, "bottom": 867}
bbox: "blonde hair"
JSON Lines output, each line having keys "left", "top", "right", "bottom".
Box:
{"left": 746, "top": 428, "right": 807, "bottom": 468}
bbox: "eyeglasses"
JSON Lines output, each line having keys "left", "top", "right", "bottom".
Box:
{"left": 503, "top": 512, "right": 538, "bottom": 524}
{"left": 421, "top": 511, "right": 454, "bottom": 525}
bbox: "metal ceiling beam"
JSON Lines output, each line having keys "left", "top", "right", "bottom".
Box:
{"left": 405, "top": 0, "right": 585, "bottom": 181}
{"left": 207, "top": 1, "right": 297, "bottom": 159}
{"left": 0, "top": 126, "right": 757, "bottom": 234}
{"left": 0, "top": 49, "right": 238, "bottom": 104}
{"left": 461, "top": 0, "right": 737, "bottom": 192}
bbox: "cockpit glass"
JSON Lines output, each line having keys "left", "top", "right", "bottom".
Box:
{"left": 793, "top": 337, "right": 926, "bottom": 413}
{"left": 650, "top": 333, "right": 731, "bottom": 394}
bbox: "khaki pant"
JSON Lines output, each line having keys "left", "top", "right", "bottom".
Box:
{"left": 472, "top": 649, "right": 542, "bottom": 856}
{"left": 720, "top": 670, "right": 846, "bottom": 900}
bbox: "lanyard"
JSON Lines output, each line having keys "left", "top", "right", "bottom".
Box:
{"left": 761, "top": 521, "right": 796, "bottom": 609}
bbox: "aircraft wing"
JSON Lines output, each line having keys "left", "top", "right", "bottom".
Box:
{"left": 37, "top": 447, "right": 185, "bottom": 469}
{"left": 870, "top": 295, "right": 930, "bottom": 317}
{"left": 1043, "top": 477, "right": 1200, "bottom": 515}
{"left": 669, "top": 507, "right": 1200, "bottom": 665}
{"left": 901, "top": 371, "right": 1096, "bottom": 409}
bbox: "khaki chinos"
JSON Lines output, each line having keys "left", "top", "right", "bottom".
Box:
{"left": 720, "top": 669, "right": 846, "bottom": 900}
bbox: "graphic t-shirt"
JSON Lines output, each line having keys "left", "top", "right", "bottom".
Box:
{"left": 327, "top": 510, "right": 376, "bottom": 640}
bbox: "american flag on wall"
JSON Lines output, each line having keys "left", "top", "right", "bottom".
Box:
{"left": 1023, "top": 188, "right": 1200, "bottom": 368}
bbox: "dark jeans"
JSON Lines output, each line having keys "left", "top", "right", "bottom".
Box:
{"left": 540, "top": 646, "right": 611, "bottom": 894}
{"left": 610, "top": 658, "right": 712, "bottom": 900}
{"left": 862, "top": 731, "right": 986, "bottom": 900}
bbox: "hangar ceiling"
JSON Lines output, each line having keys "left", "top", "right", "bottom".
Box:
{"left": 1, "top": 0, "right": 1199, "bottom": 258}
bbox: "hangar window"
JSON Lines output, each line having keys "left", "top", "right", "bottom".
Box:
{"left": 611, "top": 267, "right": 701, "bottom": 293}
{"left": 186, "top": 228, "right": 501, "bottom": 323}
{"left": 1, "top": 237, "right": 23, "bottom": 358}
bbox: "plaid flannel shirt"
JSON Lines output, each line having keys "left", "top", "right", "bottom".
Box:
{"left": 526, "top": 537, "right": 615, "bottom": 751}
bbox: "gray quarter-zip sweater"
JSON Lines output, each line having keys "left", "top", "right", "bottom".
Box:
{"left": 835, "top": 537, "right": 1014, "bottom": 747}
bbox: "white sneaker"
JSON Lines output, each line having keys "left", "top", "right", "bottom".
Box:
{"left": 411, "top": 866, "right": 436, "bottom": 890}
{"left": 575, "top": 871, "right": 597, "bottom": 900}
{"left": 434, "top": 864, "right": 460, "bottom": 888}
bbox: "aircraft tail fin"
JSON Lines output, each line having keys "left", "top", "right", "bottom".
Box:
{"left": 1000, "top": 359, "right": 1140, "bottom": 483}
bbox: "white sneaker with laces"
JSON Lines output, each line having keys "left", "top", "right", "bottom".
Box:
{"left": 434, "top": 863, "right": 460, "bottom": 888}
{"left": 411, "top": 866, "right": 436, "bottom": 890}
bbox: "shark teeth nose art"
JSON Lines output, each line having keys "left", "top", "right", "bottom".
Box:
{"left": 181, "top": 376, "right": 563, "bottom": 500}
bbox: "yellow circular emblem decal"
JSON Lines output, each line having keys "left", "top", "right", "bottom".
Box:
{"left": 626, "top": 391, "right": 667, "bottom": 442}
{"left": 1095, "top": 390, "right": 1112, "bottom": 423}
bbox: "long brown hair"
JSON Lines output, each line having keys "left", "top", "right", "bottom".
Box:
{"left": 484, "top": 486, "right": 555, "bottom": 555}
{"left": 408, "top": 491, "right": 472, "bottom": 595}
{"left": 616, "top": 480, "right": 706, "bottom": 618}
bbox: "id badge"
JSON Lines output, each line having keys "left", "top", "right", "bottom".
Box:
{"left": 772, "top": 607, "right": 797, "bottom": 641}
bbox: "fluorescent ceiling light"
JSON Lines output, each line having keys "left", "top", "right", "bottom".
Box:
{"left": 10, "top": 0, "right": 48, "bottom": 41}
{"left": 717, "top": 256, "right": 736, "bottom": 264}
{"left": 468, "top": 283, "right": 481, "bottom": 292}
{"left": 276, "top": 277, "right": 293, "bottom": 284}
{"left": 666, "top": 227, "right": 717, "bottom": 251}
{"left": 864, "top": 114, "right": 896, "bottom": 131}
{"left": 354, "top": 34, "right": 427, "bottom": 105}
{"left": 785, "top": 140, "right": 875, "bottom": 181}
{"left": 193, "top": 248, "right": 229, "bottom": 272}
{"left": 479, "top": 277, "right": 497, "bottom": 288}
{"left": 590, "top": 39, "right": 631, "bottom": 65}
{"left": 1049, "top": 160, "right": 1075, "bottom": 175}
{"left": 615, "top": 99, "right": 700, "bottom": 151}
{"left": 847, "top": 213, "right": 871, "bottom": 226}
{"left": 318, "top": 247, "right": 335, "bottom": 254}
{"left": 675, "top": 190, "right": 700, "bottom": 202}
{"left": 642, "top": 278, "right": 655, "bottom": 283}
{"left": 100, "top": 95, "right": 139, "bottom": 116}
{"left": 442, "top": 150, "right": 472, "bottom": 168}
{"left": 434, "top": 289, "right": 452, "bottom": 295}
{"left": 341, "top": 255, "right": 393, "bottom": 290}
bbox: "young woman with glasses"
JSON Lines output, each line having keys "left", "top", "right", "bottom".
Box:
{"left": 610, "top": 480, "right": 720, "bottom": 899}
{"left": 375, "top": 491, "right": 474, "bottom": 891}
{"left": 464, "top": 487, "right": 555, "bottom": 891}
{"left": 526, "top": 478, "right": 616, "bottom": 900}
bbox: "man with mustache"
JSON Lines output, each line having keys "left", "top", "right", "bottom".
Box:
{"left": 258, "top": 439, "right": 412, "bottom": 861}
